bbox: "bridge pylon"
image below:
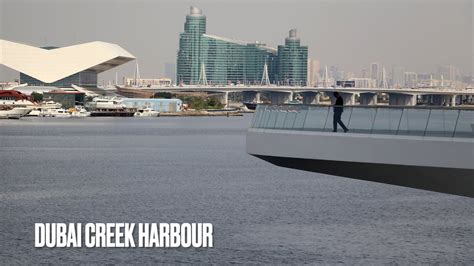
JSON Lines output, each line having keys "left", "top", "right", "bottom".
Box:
{"left": 261, "top": 62, "right": 271, "bottom": 86}
{"left": 198, "top": 62, "right": 208, "bottom": 86}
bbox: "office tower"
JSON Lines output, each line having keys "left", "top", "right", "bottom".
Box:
{"left": 370, "top": 63, "right": 379, "bottom": 82}
{"left": 307, "top": 59, "right": 320, "bottom": 86}
{"left": 276, "top": 29, "right": 308, "bottom": 86}
{"left": 176, "top": 7, "right": 279, "bottom": 85}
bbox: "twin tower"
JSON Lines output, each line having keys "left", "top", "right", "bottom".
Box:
{"left": 176, "top": 7, "right": 308, "bottom": 86}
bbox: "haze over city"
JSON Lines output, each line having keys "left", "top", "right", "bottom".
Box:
{"left": 1, "top": 0, "right": 472, "bottom": 83}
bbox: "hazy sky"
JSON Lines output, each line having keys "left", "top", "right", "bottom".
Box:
{"left": 1, "top": 0, "right": 472, "bottom": 83}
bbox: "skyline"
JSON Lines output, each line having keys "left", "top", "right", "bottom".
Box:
{"left": 0, "top": 0, "right": 472, "bottom": 83}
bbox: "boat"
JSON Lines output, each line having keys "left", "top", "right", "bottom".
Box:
{"left": 243, "top": 102, "right": 257, "bottom": 110}
{"left": 47, "top": 108, "right": 71, "bottom": 118}
{"left": 247, "top": 104, "right": 474, "bottom": 197}
{"left": 27, "top": 101, "right": 63, "bottom": 116}
{"left": 70, "top": 106, "right": 91, "bottom": 117}
{"left": 87, "top": 97, "right": 126, "bottom": 110}
{"left": 0, "top": 107, "right": 32, "bottom": 119}
{"left": 134, "top": 107, "right": 160, "bottom": 117}
{"left": 86, "top": 97, "right": 136, "bottom": 117}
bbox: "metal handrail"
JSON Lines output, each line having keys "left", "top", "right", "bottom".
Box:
{"left": 252, "top": 104, "right": 474, "bottom": 138}
{"left": 257, "top": 103, "right": 474, "bottom": 111}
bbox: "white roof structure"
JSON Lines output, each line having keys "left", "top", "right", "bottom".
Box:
{"left": 0, "top": 39, "right": 136, "bottom": 83}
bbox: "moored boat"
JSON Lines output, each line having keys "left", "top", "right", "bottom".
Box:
{"left": 87, "top": 97, "right": 136, "bottom": 117}
{"left": 134, "top": 107, "right": 160, "bottom": 117}
{"left": 0, "top": 107, "right": 32, "bottom": 119}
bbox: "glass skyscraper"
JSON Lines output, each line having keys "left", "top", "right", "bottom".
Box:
{"left": 276, "top": 29, "right": 308, "bottom": 86}
{"left": 177, "top": 7, "right": 305, "bottom": 86}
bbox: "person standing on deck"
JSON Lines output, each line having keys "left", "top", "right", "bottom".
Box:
{"left": 333, "top": 92, "right": 349, "bottom": 133}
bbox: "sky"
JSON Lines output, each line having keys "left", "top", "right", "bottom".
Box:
{"left": 0, "top": 0, "right": 472, "bottom": 83}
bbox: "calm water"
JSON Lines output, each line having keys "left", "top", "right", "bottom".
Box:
{"left": 0, "top": 115, "right": 473, "bottom": 264}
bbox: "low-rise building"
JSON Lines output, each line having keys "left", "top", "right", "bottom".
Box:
{"left": 122, "top": 98, "right": 182, "bottom": 112}
{"left": 43, "top": 91, "right": 85, "bottom": 108}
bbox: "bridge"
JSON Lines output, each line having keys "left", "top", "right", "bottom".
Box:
{"left": 116, "top": 85, "right": 474, "bottom": 107}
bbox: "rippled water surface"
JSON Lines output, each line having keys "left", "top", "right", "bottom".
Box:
{"left": 0, "top": 116, "right": 473, "bottom": 264}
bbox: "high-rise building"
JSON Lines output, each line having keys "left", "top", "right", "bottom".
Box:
{"left": 370, "top": 63, "right": 379, "bottom": 83}
{"left": 276, "top": 29, "right": 308, "bottom": 86}
{"left": 176, "top": 7, "right": 205, "bottom": 84}
{"left": 176, "top": 7, "right": 278, "bottom": 85}
{"left": 392, "top": 66, "right": 405, "bottom": 88}
{"left": 307, "top": 59, "right": 320, "bottom": 86}
{"left": 176, "top": 7, "right": 306, "bottom": 86}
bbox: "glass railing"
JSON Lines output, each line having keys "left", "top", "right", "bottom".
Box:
{"left": 251, "top": 104, "right": 474, "bottom": 138}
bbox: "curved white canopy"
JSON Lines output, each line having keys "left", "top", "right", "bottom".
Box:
{"left": 0, "top": 39, "right": 136, "bottom": 83}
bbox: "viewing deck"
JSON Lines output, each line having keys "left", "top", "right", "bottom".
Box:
{"left": 247, "top": 104, "right": 474, "bottom": 197}
{"left": 251, "top": 104, "right": 474, "bottom": 138}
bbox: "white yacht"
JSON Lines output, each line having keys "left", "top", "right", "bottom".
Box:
{"left": 47, "top": 108, "right": 71, "bottom": 118}
{"left": 86, "top": 96, "right": 136, "bottom": 117}
{"left": 86, "top": 97, "right": 126, "bottom": 110}
{"left": 0, "top": 107, "right": 32, "bottom": 119}
{"left": 134, "top": 107, "right": 160, "bottom": 117}
{"left": 27, "top": 101, "right": 63, "bottom": 116}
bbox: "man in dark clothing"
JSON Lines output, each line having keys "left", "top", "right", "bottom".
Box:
{"left": 333, "top": 92, "right": 349, "bottom": 133}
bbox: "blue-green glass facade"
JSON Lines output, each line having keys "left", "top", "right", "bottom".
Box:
{"left": 176, "top": 7, "right": 207, "bottom": 84}
{"left": 177, "top": 7, "right": 278, "bottom": 85}
{"left": 276, "top": 29, "right": 308, "bottom": 86}
{"left": 177, "top": 8, "right": 307, "bottom": 86}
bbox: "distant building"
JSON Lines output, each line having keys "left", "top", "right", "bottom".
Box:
{"left": 276, "top": 29, "right": 308, "bottom": 86}
{"left": 0, "top": 39, "right": 135, "bottom": 87}
{"left": 176, "top": 7, "right": 277, "bottom": 85}
{"left": 43, "top": 90, "right": 85, "bottom": 108}
{"left": 349, "top": 78, "right": 376, "bottom": 88}
{"left": 392, "top": 66, "right": 405, "bottom": 88}
{"left": 404, "top": 72, "right": 418, "bottom": 87}
{"left": 122, "top": 98, "right": 182, "bottom": 112}
{"left": 307, "top": 59, "right": 320, "bottom": 86}
{"left": 123, "top": 78, "right": 172, "bottom": 87}
{"left": 370, "top": 63, "right": 379, "bottom": 83}
{"left": 176, "top": 7, "right": 307, "bottom": 86}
